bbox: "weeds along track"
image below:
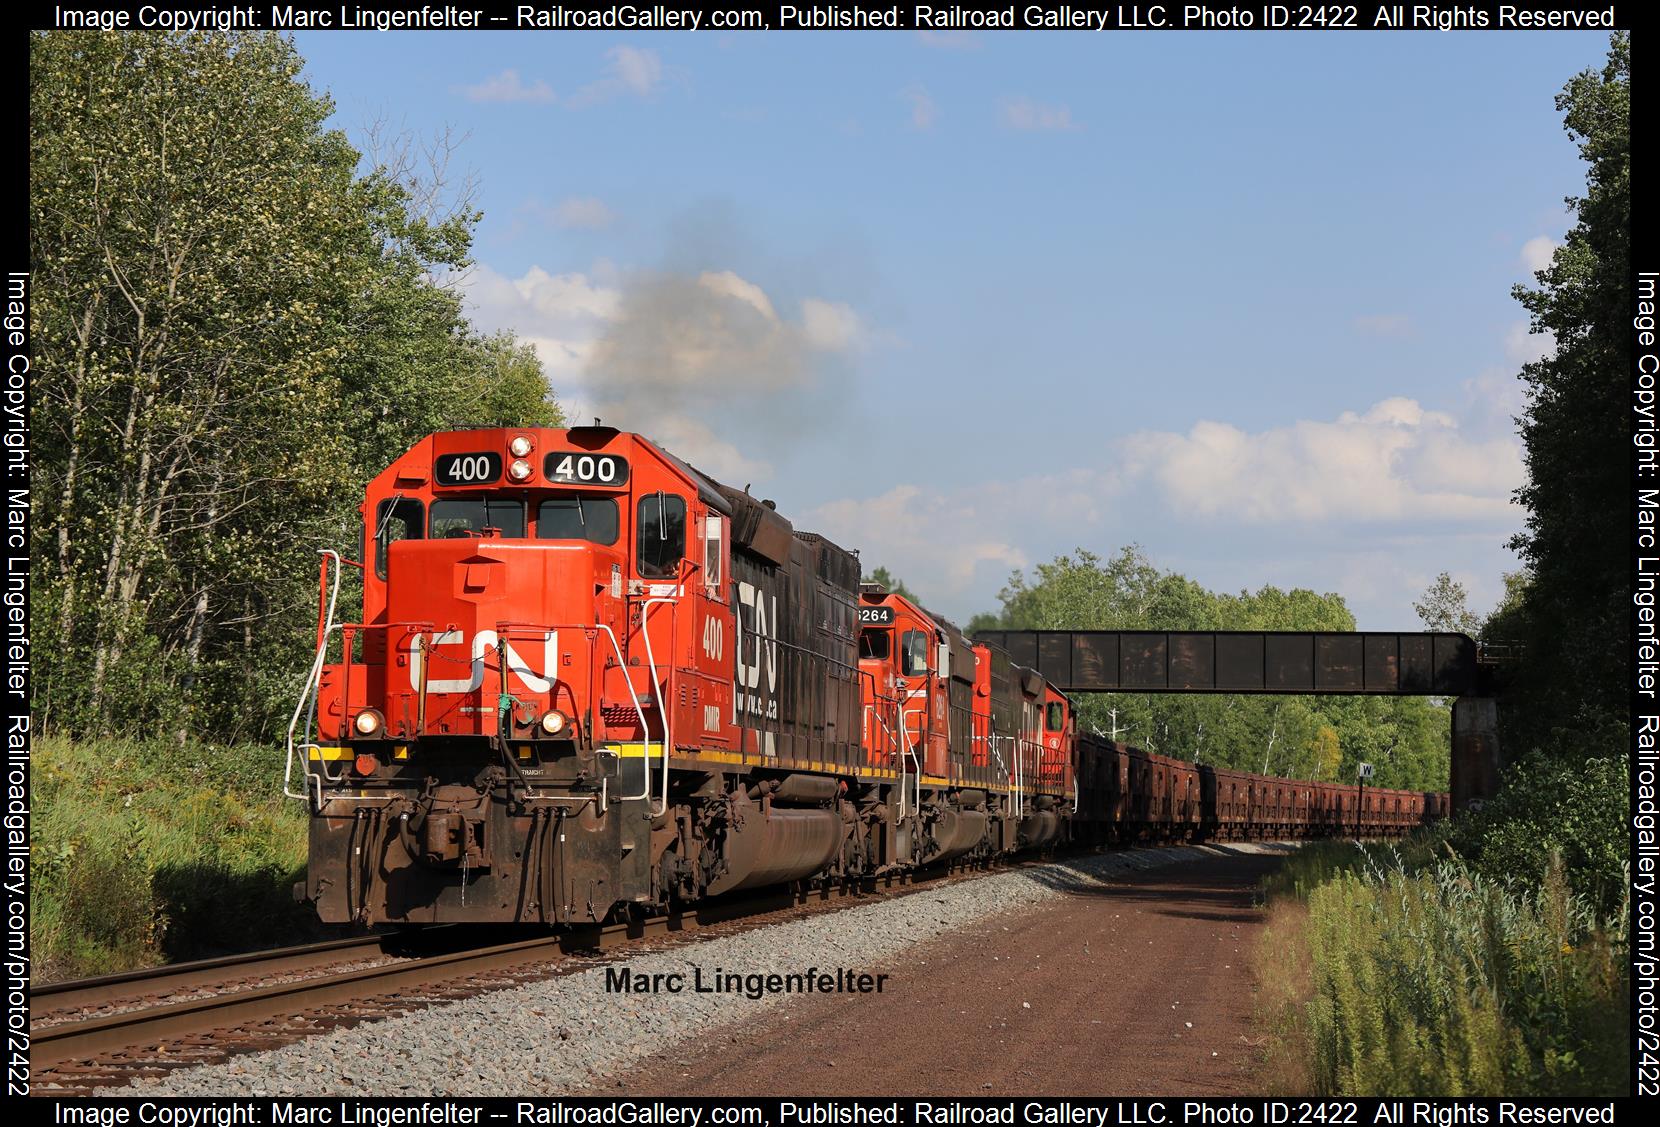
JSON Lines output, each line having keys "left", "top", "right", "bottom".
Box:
{"left": 31, "top": 853, "right": 1049, "bottom": 1096}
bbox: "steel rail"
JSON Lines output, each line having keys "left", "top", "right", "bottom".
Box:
{"left": 30, "top": 857, "right": 1002, "bottom": 1085}
{"left": 30, "top": 934, "right": 401, "bottom": 1016}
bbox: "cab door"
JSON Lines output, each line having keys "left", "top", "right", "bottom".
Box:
{"left": 689, "top": 510, "right": 734, "bottom": 750}
{"left": 897, "top": 623, "right": 949, "bottom": 777}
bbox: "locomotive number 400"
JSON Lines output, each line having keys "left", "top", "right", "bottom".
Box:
{"left": 545, "top": 452, "right": 630, "bottom": 485}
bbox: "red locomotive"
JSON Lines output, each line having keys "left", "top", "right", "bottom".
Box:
{"left": 288, "top": 426, "right": 1445, "bottom": 926}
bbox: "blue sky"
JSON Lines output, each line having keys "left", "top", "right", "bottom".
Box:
{"left": 296, "top": 29, "right": 1612, "bottom": 629}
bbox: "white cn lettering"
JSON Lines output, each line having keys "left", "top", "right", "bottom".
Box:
{"left": 735, "top": 583, "right": 778, "bottom": 693}
{"left": 410, "top": 630, "right": 558, "bottom": 694}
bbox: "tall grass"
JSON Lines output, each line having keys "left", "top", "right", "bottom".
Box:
{"left": 1256, "top": 838, "right": 1628, "bottom": 1096}
{"left": 31, "top": 735, "right": 336, "bottom": 981}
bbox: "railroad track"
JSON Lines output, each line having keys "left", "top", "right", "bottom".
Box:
{"left": 30, "top": 859, "right": 1009, "bottom": 1097}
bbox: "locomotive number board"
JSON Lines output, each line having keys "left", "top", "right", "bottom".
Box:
{"left": 434, "top": 451, "right": 503, "bottom": 486}
{"left": 543, "top": 452, "right": 630, "bottom": 487}
{"left": 859, "top": 606, "right": 895, "bottom": 625}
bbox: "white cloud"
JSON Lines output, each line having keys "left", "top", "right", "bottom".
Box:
{"left": 1521, "top": 235, "right": 1559, "bottom": 274}
{"left": 799, "top": 386, "right": 1526, "bottom": 628}
{"left": 567, "top": 46, "right": 664, "bottom": 107}
{"left": 697, "top": 270, "right": 778, "bottom": 321}
{"left": 1119, "top": 397, "right": 1524, "bottom": 525}
{"left": 801, "top": 299, "right": 861, "bottom": 351}
{"left": 916, "top": 30, "right": 980, "bottom": 49}
{"left": 549, "top": 197, "right": 616, "bottom": 229}
{"left": 1504, "top": 320, "right": 1555, "bottom": 364}
{"left": 809, "top": 485, "right": 1031, "bottom": 604}
{"left": 901, "top": 84, "right": 938, "bottom": 129}
{"left": 460, "top": 263, "right": 620, "bottom": 388}
{"left": 610, "top": 45, "right": 663, "bottom": 95}
{"left": 1459, "top": 367, "right": 1527, "bottom": 438}
{"left": 644, "top": 416, "right": 774, "bottom": 483}
{"left": 458, "top": 69, "right": 555, "bottom": 104}
{"left": 999, "top": 96, "right": 1078, "bottom": 132}
{"left": 460, "top": 49, "right": 664, "bottom": 110}
{"left": 1352, "top": 313, "right": 1412, "bottom": 337}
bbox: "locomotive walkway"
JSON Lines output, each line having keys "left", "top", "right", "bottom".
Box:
{"left": 612, "top": 848, "right": 1289, "bottom": 1097}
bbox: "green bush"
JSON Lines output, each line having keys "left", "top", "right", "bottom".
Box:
{"left": 1260, "top": 843, "right": 1627, "bottom": 1096}
{"left": 1450, "top": 752, "right": 1629, "bottom": 916}
{"left": 31, "top": 735, "right": 334, "bottom": 981}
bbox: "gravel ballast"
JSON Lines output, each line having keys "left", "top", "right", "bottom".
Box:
{"left": 107, "top": 842, "right": 1295, "bottom": 1097}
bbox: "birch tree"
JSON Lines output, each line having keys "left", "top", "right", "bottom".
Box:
{"left": 31, "top": 32, "right": 559, "bottom": 739}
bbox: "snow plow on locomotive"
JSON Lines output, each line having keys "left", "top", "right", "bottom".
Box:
{"left": 287, "top": 426, "right": 1446, "bottom": 928}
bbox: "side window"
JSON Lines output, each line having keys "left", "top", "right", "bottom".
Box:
{"left": 373, "top": 497, "right": 424, "bottom": 580}
{"left": 900, "top": 630, "right": 929, "bottom": 677}
{"left": 637, "top": 493, "right": 687, "bottom": 579}
{"left": 703, "top": 513, "right": 723, "bottom": 592}
{"left": 1046, "top": 702, "right": 1064, "bottom": 732}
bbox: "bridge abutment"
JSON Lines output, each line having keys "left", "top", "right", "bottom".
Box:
{"left": 1450, "top": 695, "right": 1500, "bottom": 811}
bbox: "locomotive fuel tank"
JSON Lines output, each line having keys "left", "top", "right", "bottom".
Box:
{"left": 705, "top": 787, "right": 842, "bottom": 896}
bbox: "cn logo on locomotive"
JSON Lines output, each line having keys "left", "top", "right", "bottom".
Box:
{"left": 408, "top": 629, "right": 558, "bottom": 694}
{"left": 735, "top": 581, "right": 779, "bottom": 718}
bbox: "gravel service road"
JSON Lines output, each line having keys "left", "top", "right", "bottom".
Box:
{"left": 615, "top": 845, "right": 1293, "bottom": 1096}
{"left": 105, "top": 842, "right": 1295, "bottom": 1097}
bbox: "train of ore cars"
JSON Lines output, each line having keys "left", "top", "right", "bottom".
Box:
{"left": 288, "top": 426, "right": 1450, "bottom": 926}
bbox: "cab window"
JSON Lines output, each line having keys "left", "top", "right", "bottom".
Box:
{"left": 637, "top": 493, "right": 686, "bottom": 578}
{"left": 703, "top": 514, "right": 724, "bottom": 589}
{"left": 1046, "top": 702, "right": 1065, "bottom": 732}
{"left": 373, "top": 497, "right": 424, "bottom": 580}
{"left": 430, "top": 499, "right": 525, "bottom": 539}
{"left": 900, "top": 630, "right": 929, "bottom": 677}
{"left": 860, "top": 629, "right": 891, "bottom": 661}
{"left": 537, "top": 497, "right": 619, "bottom": 545}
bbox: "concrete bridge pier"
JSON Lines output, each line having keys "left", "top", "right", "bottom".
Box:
{"left": 1450, "top": 695, "right": 1501, "bottom": 811}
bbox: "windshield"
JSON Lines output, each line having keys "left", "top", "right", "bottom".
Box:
{"left": 430, "top": 499, "right": 525, "bottom": 539}
{"left": 537, "top": 497, "right": 619, "bottom": 545}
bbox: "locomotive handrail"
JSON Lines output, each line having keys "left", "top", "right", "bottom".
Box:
{"left": 639, "top": 596, "right": 677, "bottom": 817}
{"left": 898, "top": 706, "right": 925, "bottom": 821}
{"left": 294, "top": 620, "right": 444, "bottom": 805}
{"left": 995, "top": 733, "right": 1026, "bottom": 819}
{"left": 285, "top": 550, "right": 344, "bottom": 805}
{"left": 583, "top": 620, "right": 652, "bottom": 808}
{"left": 293, "top": 612, "right": 649, "bottom": 810}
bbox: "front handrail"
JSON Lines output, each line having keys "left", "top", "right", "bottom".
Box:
{"left": 289, "top": 609, "right": 649, "bottom": 810}
{"left": 285, "top": 550, "right": 343, "bottom": 805}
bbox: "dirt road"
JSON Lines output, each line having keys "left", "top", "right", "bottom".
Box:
{"left": 613, "top": 849, "right": 1286, "bottom": 1096}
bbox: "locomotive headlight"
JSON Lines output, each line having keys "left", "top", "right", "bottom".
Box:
{"left": 509, "top": 458, "right": 533, "bottom": 482}
{"left": 353, "top": 709, "right": 384, "bottom": 736}
{"left": 509, "top": 435, "right": 533, "bottom": 457}
{"left": 540, "top": 709, "right": 568, "bottom": 736}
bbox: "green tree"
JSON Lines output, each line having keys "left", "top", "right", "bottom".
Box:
{"left": 1481, "top": 571, "right": 1532, "bottom": 642}
{"left": 862, "top": 566, "right": 916, "bottom": 601}
{"left": 1506, "top": 32, "right": 1630, "bottom": 744}
{"left": 1413, "top": 572, "right": 1481, "bottom": 635}
{"left": 981, "top": 547, "right": 1449, "bottom": 788}
{"left": 30, "top": 32, "right": 559, "bottom": 740}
